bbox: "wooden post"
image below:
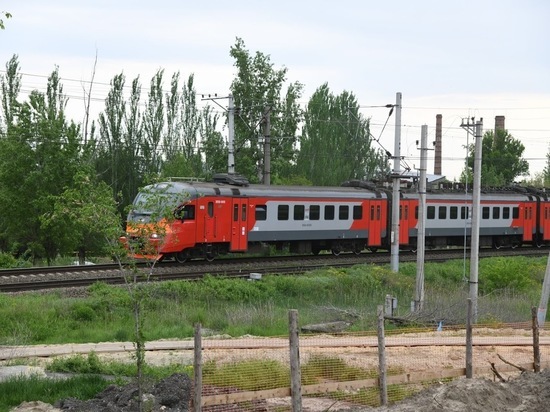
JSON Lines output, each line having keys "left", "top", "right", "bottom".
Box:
{"left": 289, "top": 310, "right": 302, "bottom": 412}
{"left": 532, "top": 307, "right": 541, "bottom": 373}
{"left": 194, "top": 323, "right": 202, "bottom": 412}
{"left": 466, "top": 299, "right": 473, "bottom": 378}
{"left": 377, "top": 305, "right": 388, "bottom": 406}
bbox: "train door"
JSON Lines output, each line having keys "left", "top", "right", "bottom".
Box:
{"left": 204, "top": 200, "right": 216, "bottom": 241}
{"left": 544, "top": 202, "right": 550, "bottom": 241}
{"left": 368, "top": 200, "right": 383, "bottom": 246}
{"left": 230, "top": 198, "right": 249, "bottom": 251}
{"left": 522, "top": 203, "right": 534, "bottom": 242}
{"left": 399, "top": 200, "right": 412, "bottom": 245}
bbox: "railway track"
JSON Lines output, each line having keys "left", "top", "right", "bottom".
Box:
{"left": 0, "top": 247, "right": 547, "bottom": 293}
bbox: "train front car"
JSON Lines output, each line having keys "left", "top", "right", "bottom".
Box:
{"left": 121, "top": 182, "right": 198, "bottom": 262}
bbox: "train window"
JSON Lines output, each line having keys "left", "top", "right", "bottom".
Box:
{"left": 399, "top": 205, "right": 402, "bottom": 220}
{"left": 255, "top": 205, "right": 267, "bottom": 221}
{"left": 310, "top": 205, "right": 320, "bottom": 220}
{"left": 294, "top": 205, "right": 305, "bottom": 220}
{"left": 493, "top": 207, "right": 500, "bottom": 219}
{"left": 208, "top": 202, "right": 214, "bottom": 218}
{"left": 377, "top": 205, "right": 381, "bottom": 220}
{"left": 438, "top": 206, "right": 446, "bottom": 219}
{"left": 450, "top": 206, "right": 458, "bottom": 219}
{"left": 415, "top": 206, "right": 418, "bottom": 219}
{"left": 503, "top": 207, "right": 510, "bottom": 219}
{"left": 278, "top": 205, "right": 289, "bottom": 220}
{"left": 482, "top": 207, "right": 490, "bottom": 219}
{"left": 461, "top": 206, "right": 469, "bottom": 220}
{"left": 179, "top": 205, "right": 195, "bottom": 220}
{"left": 370, "top": 205, "right": 375, "bottom": 220}
{"left": 353, "top": 205, "right": 362, "bottom": 220}
{"left": 339, "top": 205, "right": 349, "bottom": 220}
{"left": 513, "top": 207, "right": 519, "bottom": 219}
{"left": 233, "top": 204, "right": 239, "bottom": 221}
{"left": 242, "top": 204, "right": 247, "bottom": 221}
{"left": 325, "top": 205, "right": 335, "bottom": 220}
{"left": 404, "top": 205, "right": 408, "bottom": 220}
{"left": 427, "top": 206, "right": 435, "bottom": 219}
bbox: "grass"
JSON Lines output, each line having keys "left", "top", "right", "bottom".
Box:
{"left": 0, "top": 256, "right": 545, "bottom": 345}
{"left": 0, "top": 374, "right": 111, "bottom": 412}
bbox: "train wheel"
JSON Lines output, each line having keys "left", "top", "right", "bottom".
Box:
{"left": 175, "top": 252, "right": 188, "bottom": 263}
{"left": 331, "top": 248, "right": 341, "bottom": 256}
{"left": 312, "top": 247, "right": 321, "bottom": 256}
{"left": 205, "top": 253, "right": 216, "bottom": 262}
{"left": 368, "top": 247, "right": 378, "bottom": 253}
{"left": 353, "top": 246, "right": 362, "bottom": 255}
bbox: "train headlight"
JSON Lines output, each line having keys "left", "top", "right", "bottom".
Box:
{"left": 150, "top": 233, "right": 161, "bottom": 240}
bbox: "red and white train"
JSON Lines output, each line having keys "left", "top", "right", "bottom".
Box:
{"left": 121, "top": 174, "right": 550, "bottom": 262}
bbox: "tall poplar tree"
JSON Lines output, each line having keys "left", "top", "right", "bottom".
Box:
{"left": 298, "top": 83, "right": 386, "bottom": 186}
{"left": 229, "top": 37, "right": 303, "bottom": 182}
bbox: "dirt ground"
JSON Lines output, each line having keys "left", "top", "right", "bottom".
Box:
{"left": 7, "top": 328, "right": 550, "bottom": 411}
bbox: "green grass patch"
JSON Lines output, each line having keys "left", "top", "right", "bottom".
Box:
{"left": 0, "top": 374, "right": 110, "bottom": 412}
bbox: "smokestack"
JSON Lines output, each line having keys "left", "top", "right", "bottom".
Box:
{"left": 434, "top": 114, "right": 442, "bottom": 175}
{"left": 495, "top": 115, "right": 505, "bottom": 133}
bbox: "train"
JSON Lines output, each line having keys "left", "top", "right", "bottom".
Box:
{"left": 120, "top": 173, "right": 550, "bottom": 262}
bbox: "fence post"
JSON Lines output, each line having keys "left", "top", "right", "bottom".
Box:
{"left": 466, "top": 298, "right": 473, "bottom": 378}
{"left": 289, "top": 309, "right": 302, "bottom": 412}
{"left": 194, "top": 323, "right": 202, "bottom": 412}
{"left": 377, "top": 305, "right": 388, "bottom": 406}
{"left": 532, "top": 307, "right": 541, "bottom": 373}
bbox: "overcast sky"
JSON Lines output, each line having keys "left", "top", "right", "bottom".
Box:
{"left": 1, "top": 0, "right": 549, "bottom": 181}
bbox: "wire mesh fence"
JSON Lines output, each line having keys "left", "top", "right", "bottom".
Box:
{"left": 192, "top": 310, "right": 550, "bottom": 411}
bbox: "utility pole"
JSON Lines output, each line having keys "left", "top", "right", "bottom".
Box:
{"left": 390, "top": 92, "right": 402, "bottom": 272}
{"left": 263, "top": 105, "right": 271, "bottom": 185}
{"left": 201, "top": 94, "right": 236, "bottom": 174}
{"left": 461, "top": 118, "right": 483, "bottom": 322}
{"left": 228, "top": 94, "right": 235, "bottom": 174}
{"left": 413, "top": 125, "right": 429, "bottom": 312}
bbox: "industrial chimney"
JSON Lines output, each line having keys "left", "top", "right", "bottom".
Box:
{"left": 434, "top": 114, "right": 442, "bottom": 175}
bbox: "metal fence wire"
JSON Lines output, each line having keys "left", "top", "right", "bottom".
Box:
{"left": 191, "top": 310, "right": 549, "bottom": 411}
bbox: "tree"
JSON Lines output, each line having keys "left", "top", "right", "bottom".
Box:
{"left": 544, "top": 146, "right": 550, "bottom": 186}
{"left": 229, "top": 37, "right": 303, "bottom": 182}
{"left": 142, "top": 69, "right": 165, "bottom": 178}
{"left": 41, "top": 168, "right": 121, "bottom": 264}
{"left": 463, "top": 128, "right": 529, "bottom": 186}
{"left": 0, "top": 11, "right": 11, "bottom": 30}
{"left": 1, "top": 55, "right": 21, "bottom": 130}
{"left": 297, "top": 83, "right": 387, "bottom": 186}
{"left": 0, "top": 63, "right": 83, "bottom": 263}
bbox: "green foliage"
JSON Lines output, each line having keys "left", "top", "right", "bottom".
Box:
{"left": 297, "top": 83, "right": 388, "bottom": 185}
{"left": 302, "top": 355, "right": 376, "bottom": 384}
{"left": 0, "top": 252, "right": 31, "bottom": 268}
{"left": 229, "top": 37, "right": 303, "bottom": 182}
{"left": 0, "top": 374, "right": 110, "bottom": 412}
{"left": 203, "top": 359, "right": 289, "bottom": 390}
{"left": 478, "top": 256, "right": 542, "bottom": 294}
{"left": 463, "top": 129, "right": 529, "bottom": 185}
{"left": 0, "top": 11, "right": 11, "bottom": 30}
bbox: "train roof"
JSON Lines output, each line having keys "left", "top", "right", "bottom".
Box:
{"left": 147, "top": 180, "right": 385, "bottom": 200}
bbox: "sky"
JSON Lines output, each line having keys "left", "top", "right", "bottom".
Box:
{"left": 1, "top": 0, "right": 549, "bottom": 181}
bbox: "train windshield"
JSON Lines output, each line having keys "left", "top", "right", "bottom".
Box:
{"left": 128, "top": 184, "right": 189, "bottom": 223}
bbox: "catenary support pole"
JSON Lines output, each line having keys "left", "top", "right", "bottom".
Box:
{"left": 390, "top": 92, "right": 402, "bottom": 272}
{"left": 537, "top": 252, "right": 550, "bottom": 327}
{"left": 227, "top": 94, "right": 235, "bottom": 174}
{"left": 263, "top": 106, "right": 271, "bottom": 185}
{"left": 469, "top": 119, "right": 483, "bottom": 323}
{"left": 414, "top": 125, "right": 428, "bottom": 312}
